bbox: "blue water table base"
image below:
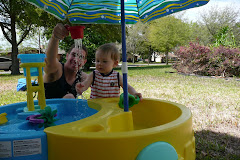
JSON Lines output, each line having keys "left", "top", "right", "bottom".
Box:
{"left": 0, "top": 99, "right": 97, "bottom": 160}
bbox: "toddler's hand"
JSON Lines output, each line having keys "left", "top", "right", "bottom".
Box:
{"left": 76, "top": 83, "right": 84, "bottom": 95}
{"left": 134, "top": 93, "right": 143, "bottom": 101}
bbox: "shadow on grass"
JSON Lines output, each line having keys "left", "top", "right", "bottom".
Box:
{"left": 0, "top": 73, "right": 23, "bottom": 77}
{"left": 195, "top": 130, "right": 240, "bottom": 160}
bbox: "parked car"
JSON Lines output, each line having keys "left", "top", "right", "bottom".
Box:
{"left": 0, "top": 57, "right": 12, "bottom": 71}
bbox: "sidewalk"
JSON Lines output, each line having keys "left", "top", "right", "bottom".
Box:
{"left": 90, "top": 63, "right": 168, "bottom": 69}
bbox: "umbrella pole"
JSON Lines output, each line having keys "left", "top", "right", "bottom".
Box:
{"left": 120, "top": 0, "right": 129, "bottom": 112}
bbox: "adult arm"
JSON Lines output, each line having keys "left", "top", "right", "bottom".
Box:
{"left": 44, "top": 23, "right": 69, "bottom": 83}
{"left": 81, "top": 72, "right": 88, "bottom": 82}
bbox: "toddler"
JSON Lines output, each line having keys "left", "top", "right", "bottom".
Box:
{"left": 76, "top": 43, "right": 142, "bottom": 100}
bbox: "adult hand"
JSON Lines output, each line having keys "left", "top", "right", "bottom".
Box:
{"left": 52, "top": 23, "right": 69, "bottom": 40}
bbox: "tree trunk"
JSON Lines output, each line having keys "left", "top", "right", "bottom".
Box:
{"left": 10, "top": 11, "right": 20, "bottom": 75}
{"left": 165, "top": 51, "right": 169, "bottom": 65}
{"left": 153, "top": 52, "right": 156, "bottom": 62}
{"left": 148, "top": 46, "right": 153, "bottom": 64}
{"left": 133, "top": 44, "right": 136, "bottom": 63}
{"left": 39, "top": 28, "right": 41, "bottom": 54}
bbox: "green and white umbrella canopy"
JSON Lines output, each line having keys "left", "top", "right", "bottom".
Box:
{"left": 26, "top": 0, "right": 209, "bottom": 24}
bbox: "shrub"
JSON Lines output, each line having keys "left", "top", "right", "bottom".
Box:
{"left": 208, "top": 46, "right": 240, "bottom": 77}
{"left": 173, "top": 43, "right": 240, "bottom": 77}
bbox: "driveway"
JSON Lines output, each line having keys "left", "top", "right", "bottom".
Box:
{"left": 0, "top": 70, "right": 23, "bottom": 75}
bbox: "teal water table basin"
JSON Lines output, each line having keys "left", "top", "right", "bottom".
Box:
{"left": 0, "top": 99, "right": 98, "bottom": 160}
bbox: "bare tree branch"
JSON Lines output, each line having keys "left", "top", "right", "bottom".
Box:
{"left": 0, "top": 22, "right": 12, "bottom": 44}
{"left": 17, "top": 24, "right": 32, "bottom": 46}
{"left": 0, "top": 0, "right": 10, "bottom": 14}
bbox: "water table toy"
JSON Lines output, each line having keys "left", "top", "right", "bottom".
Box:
{"left": 26, "top": 106, "right": 58, "bottom": 128}
{"left": 119, "top": 93, "right": 140, "bottom": 109}
{"left": 0, "top": 98, "right": 195, "bottom": 160}
{"left": 66, "top": 25, "right": 85, "bottom": 39}
{"left": 0, "top": 113, "right": 8, "bottom": 125}
{"left": 0, "top": 99, "right": 97, "bottom": 160}
{"left": 0, "top": 27, "right": 195, "bottom": 160}
{"left": 17, "top": 53, "right": 46, "bottom": 111}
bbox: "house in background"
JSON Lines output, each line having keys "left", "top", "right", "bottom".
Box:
{"left": 127, "top": 53, "right": 140, "bottom": 62}
{"left": 151, "top": 52, "right": 163, "bottom": 62}
{"left": 2, "top": 47, "right": 44, "bottom": 59}
{"left": 151, "top": 52, "right": 178, "bottom": 63}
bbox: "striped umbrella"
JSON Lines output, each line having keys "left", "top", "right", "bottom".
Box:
{"left": 26, "top": 0, "right": 209, "bottom": 111}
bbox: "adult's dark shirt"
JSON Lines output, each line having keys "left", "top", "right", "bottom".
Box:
{"left": 44, "top": 63, "right": 81, "bottom": 99}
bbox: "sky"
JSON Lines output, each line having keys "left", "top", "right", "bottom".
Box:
{"left": 1, "top": 0, "right": 240, "bottom": 50}
{"left": 181, "top": 0, "right": 240, "bottom": 22}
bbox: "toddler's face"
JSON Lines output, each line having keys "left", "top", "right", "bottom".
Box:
{"left": 95, "top": 51, "right": 118, "bottom": 75}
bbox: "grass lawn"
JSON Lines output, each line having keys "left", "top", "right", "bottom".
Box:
{"left": 0, "top": 65, "right": 239, "bottom": 159}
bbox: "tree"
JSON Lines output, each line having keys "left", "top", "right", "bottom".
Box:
{"left": 199, "top": 5, "right": 240, "bottom": 45}
{"left": 0, "top": 0, "right": 122, "bottom": 74}
{"left": 0, "top": 0, "right": 56, "bottom": 75}
{"left": 126, "top": 21, "right": 149, "bottom": 62}
{"left": 187, "top": 22, "right": 211, "bottom": 46}
{"left": 148, "top": 16, "right": 190, "bottom": 64}
{"left": 213, "top": 26, "right": 237, "bottom": 48}
{"left": 22, "top": 27, "right": 49, "bottom": 53}
{"left": 233, "top": 22, "right": 240, "bottom": 47}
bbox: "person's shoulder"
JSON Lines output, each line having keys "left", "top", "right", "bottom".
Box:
{"left": 112, "top": 70, "right": 119, "bottom": 74}
{"left": 44, "top": 60, "right": 63, "bottom": 82}
{"left": 53, "top": 61, "right": 64, "bottom": 71}
{"left": 94, "top": 69, "right": 101, "bottom": 75}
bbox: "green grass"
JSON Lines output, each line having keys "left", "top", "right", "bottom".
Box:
{"left": 0, "top": 65, "right": 239, "bottom": 159}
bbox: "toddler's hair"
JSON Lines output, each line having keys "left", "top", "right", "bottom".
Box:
{"left": 97, "top": 43, "right": 119, "bottom": 61}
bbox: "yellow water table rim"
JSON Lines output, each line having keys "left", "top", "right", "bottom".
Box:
{"left": 44, "top": 98, "right": 191, "bottom": 138}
